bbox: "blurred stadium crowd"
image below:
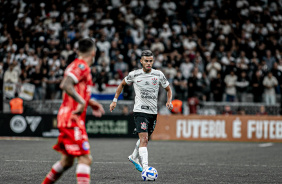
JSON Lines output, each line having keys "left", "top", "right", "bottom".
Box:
{"left": 0, "top": 0, "right": 281, "bottom": 106}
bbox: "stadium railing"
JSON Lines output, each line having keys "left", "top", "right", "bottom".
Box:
{"left": 3, "top": 100, "right": 281, "bottom": 115}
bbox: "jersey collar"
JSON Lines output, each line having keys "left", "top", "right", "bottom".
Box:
{"left": 142, "top": 68, "right": 153, "bottom": 74}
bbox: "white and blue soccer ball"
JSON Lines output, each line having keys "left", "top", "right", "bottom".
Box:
{"left": 141, "top": 166, "right": 158, "bottom": 181}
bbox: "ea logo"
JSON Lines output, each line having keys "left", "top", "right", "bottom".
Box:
{"left": 10, "top": 115, "right": 27, "bottom": 133}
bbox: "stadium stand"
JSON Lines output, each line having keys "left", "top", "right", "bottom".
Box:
{"left": 0, "top": 0, "right": 281, "bottom": 114}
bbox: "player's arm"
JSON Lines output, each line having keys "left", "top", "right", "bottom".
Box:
{"left": 60, "top": 76, "right": 86, "bottom": 114}
{"left": 109, "top": 79, "right": 127, "bottom": 112}
{"left": 88, "top": 99, "right": 105, "bottom": 117}
{"left": 165, "top": 85, "right": 173, "bottom": 111}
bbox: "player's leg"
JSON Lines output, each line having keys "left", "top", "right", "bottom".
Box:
{"left": 139, "top": 115, "right": 157, "bottom": 171}
{"left": 42, "top": 154, "right": 74, "bottom": 184}
{"left": 128, "top": 138, "right": 143, "bottom": 172}
{"left": 128, "top": 113, "right": 149, "bottom": 172}
{"left": 138, "top": 132, "right": 149, "bottom": 170}
{"left": 131, "top": 139, "right": 140, "bottom": 160}
{"left": 76, "top": 154, "right": 92, "bottom": 184}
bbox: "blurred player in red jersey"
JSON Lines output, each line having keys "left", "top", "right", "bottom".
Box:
{"left": 42, "top": 38, "right": 105, "bottom": 184}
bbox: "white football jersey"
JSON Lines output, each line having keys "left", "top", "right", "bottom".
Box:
{"left": 124, "top": 68, "right": 169, "bottom": 114}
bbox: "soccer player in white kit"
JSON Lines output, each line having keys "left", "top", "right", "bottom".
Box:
{"left": 110, "top": 50, "right": 173, "bottom": 172}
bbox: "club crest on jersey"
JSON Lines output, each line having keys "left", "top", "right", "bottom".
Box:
{"left": 78, "top": 64, "right": 85, "bottom": 70}
{"left": 152, "top": 78, "right": 157, "bottom": 85}
{"left": 141, "top": 122, "right": 147, "bottom": 130}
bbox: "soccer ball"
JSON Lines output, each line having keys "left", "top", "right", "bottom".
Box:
{"left": 141, "top": 166, "right": 158, "bottom": 181}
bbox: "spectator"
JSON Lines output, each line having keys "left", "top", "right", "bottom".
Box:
{"left": 147, "top": 0, "right": 160, "bottom": 10}
{"left": 187, "top": 68, "right": 203, "bottom": 99}
{"left": 263, "top": 72, "right": 278, "bottom": 105}
{"left": 150, "top": 38, "right": 165, "bottom": 53}
{"left": 251, "top": 70, "right": 264, "bottom": 103}
{"left": 187, "top": 96, "right": 199, "bottom": 115}
{"left": 201, "top": 72, "right": 211, "bottom": 101}
{"left": 180, "top": 56, "right": 194, "bottom": 79}
{"left": 114, "top": 54, "right": 128, "bottom": 73}
{"left": 236, "top": 71, "right": 249, "bottom": 102}
{"left": 97, "top": 50, "right": 110, "bottom": 71}
{"left": 163, "top": 62, "right": 177, "bottom": 81}
{"left": 271, "top": 62, "right": 282, "bottom": 94}
{"left": 194, "top": 54, "right": 205, "bottom": 73}
{"left": 256, "top": 105, "right": 268, "bottom": 115}
{"left": 221, "top": 51, "right": 235, "bottom": 73}
{"left": 222, "top": 105, "right": 233, "bottom": 115}
{"left": 224, "top": 70, "right": 237, "bottom": 102}
{"left": 173, "top": 70, "right": 187, "bottom": 101}
{"left": 121, "top": 105, "right": 130, "bottom": 116}
{"left": 206, "top": 57, "right": 221, "bottom": 79}
{"left": 162, "top": 0, "right": 177, "bottom": 17}
{"left": 45, "top": 69, "right": 62, "bottom": 100}
{"left": 4, "top": 64, "right": 19, "bottom": 84}
{"left": 48, "top": 54, "right": 60, "bottom": 71}
{"left": 96, "top": 36, "right": 111, "bottom": 57}
{"left": 248, "top": 51, "right": 260, "bottom": 79}
{"left": 108, "top": 73, "right": 122, "bottom": 85}
{"left": 96, "top": 69, "right": 109, "bottom": 92}
{"left": 60, "top": 44, "right": 73, "bottom": 60}
{"left": 171, "top": 96, "right": 183, "bottom": 114}
{"left": 15, "top": 48, "right": 27, "bottom": 63}
{"left": 211, "top": 73, "right": 224, "bottom": 102}
{"left": 9, "top": 92, "right": 23, "bottom": 114}
{"left": 182, "top": 35, "right": 197, "bottom": 51}
{"left": 30, "top": 66, "right": 44, "bottom": 100}
{"left": 237, "top": 107, "right": 246, "bottom": 115}
{"left": 263, "top": 50, "right": 276, "bottom": 71}
{"left": 236, "top": 51, "right": 249, "bottom": 65}
{"left": 159, "top": 24, "right": 172, "bottom": 44}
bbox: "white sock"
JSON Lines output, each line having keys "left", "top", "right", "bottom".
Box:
{"left": 139, "top": 147, "right": 148, "bottom": 169}
{"left": 76, "top": 163, "right": 91, "bottom": 184}
{"left": 132, "top": 139, "right": 140, "bottom": 159}
{"left": 53, "top": 161, "right": 64, "bottom": 173}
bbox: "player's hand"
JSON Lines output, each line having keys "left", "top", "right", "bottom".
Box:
{"left": 89, "top": 99, "right": 105, "bottom": 117}
{"left": 166, "top": 102, "right": 173, "bottom": 111}
{"left": 72, "top": 102, "right": 86, "bottom": 115}
{"left": 109, "top": 102, "right": 117, "bottom": 112}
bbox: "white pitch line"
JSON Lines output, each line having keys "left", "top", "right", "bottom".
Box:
{"left": 258, "top": 143, "right": 273, "bottom": 148}
{"left": 0, "top": 137, "right": 45, "bottom": 141}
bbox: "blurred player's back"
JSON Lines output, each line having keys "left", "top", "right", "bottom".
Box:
{"left": 57, "top": 58, "right": 92, "bottom": 128}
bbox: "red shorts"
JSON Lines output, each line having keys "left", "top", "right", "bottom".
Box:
{"left": 53, "top": 126, "right": 90, "bottom": 156}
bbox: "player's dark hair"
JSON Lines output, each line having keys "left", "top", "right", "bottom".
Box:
{"left": 141, "top": 50, "right": 153, "bottom": 57}
{"left": 78, "top": 38, "right": 95, "bottom": 54}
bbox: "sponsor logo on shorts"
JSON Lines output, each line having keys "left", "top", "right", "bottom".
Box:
{"left": 141, "top": 122, "right": 147, "bottom": 130}
{"left": 65, "top": 144, "right": 80, "bottom": 151}
{"left": 141, "top": 105, "right": 150, "bottom": 110}
{"left": 74, "top": 127, "right": 82, "bottom": 141}
{"left": 82, "top": 141, "right": 90, "bottom": 151}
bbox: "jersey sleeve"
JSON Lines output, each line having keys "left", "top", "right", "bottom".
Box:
{"left": 65, "top": 62, "right": 89, "bottom": 84}
{"left": 159, "top": 71, "right": 169, "bottom": 88}
{"left": 124, "top": 71, "right": 134, "bottom": 84}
